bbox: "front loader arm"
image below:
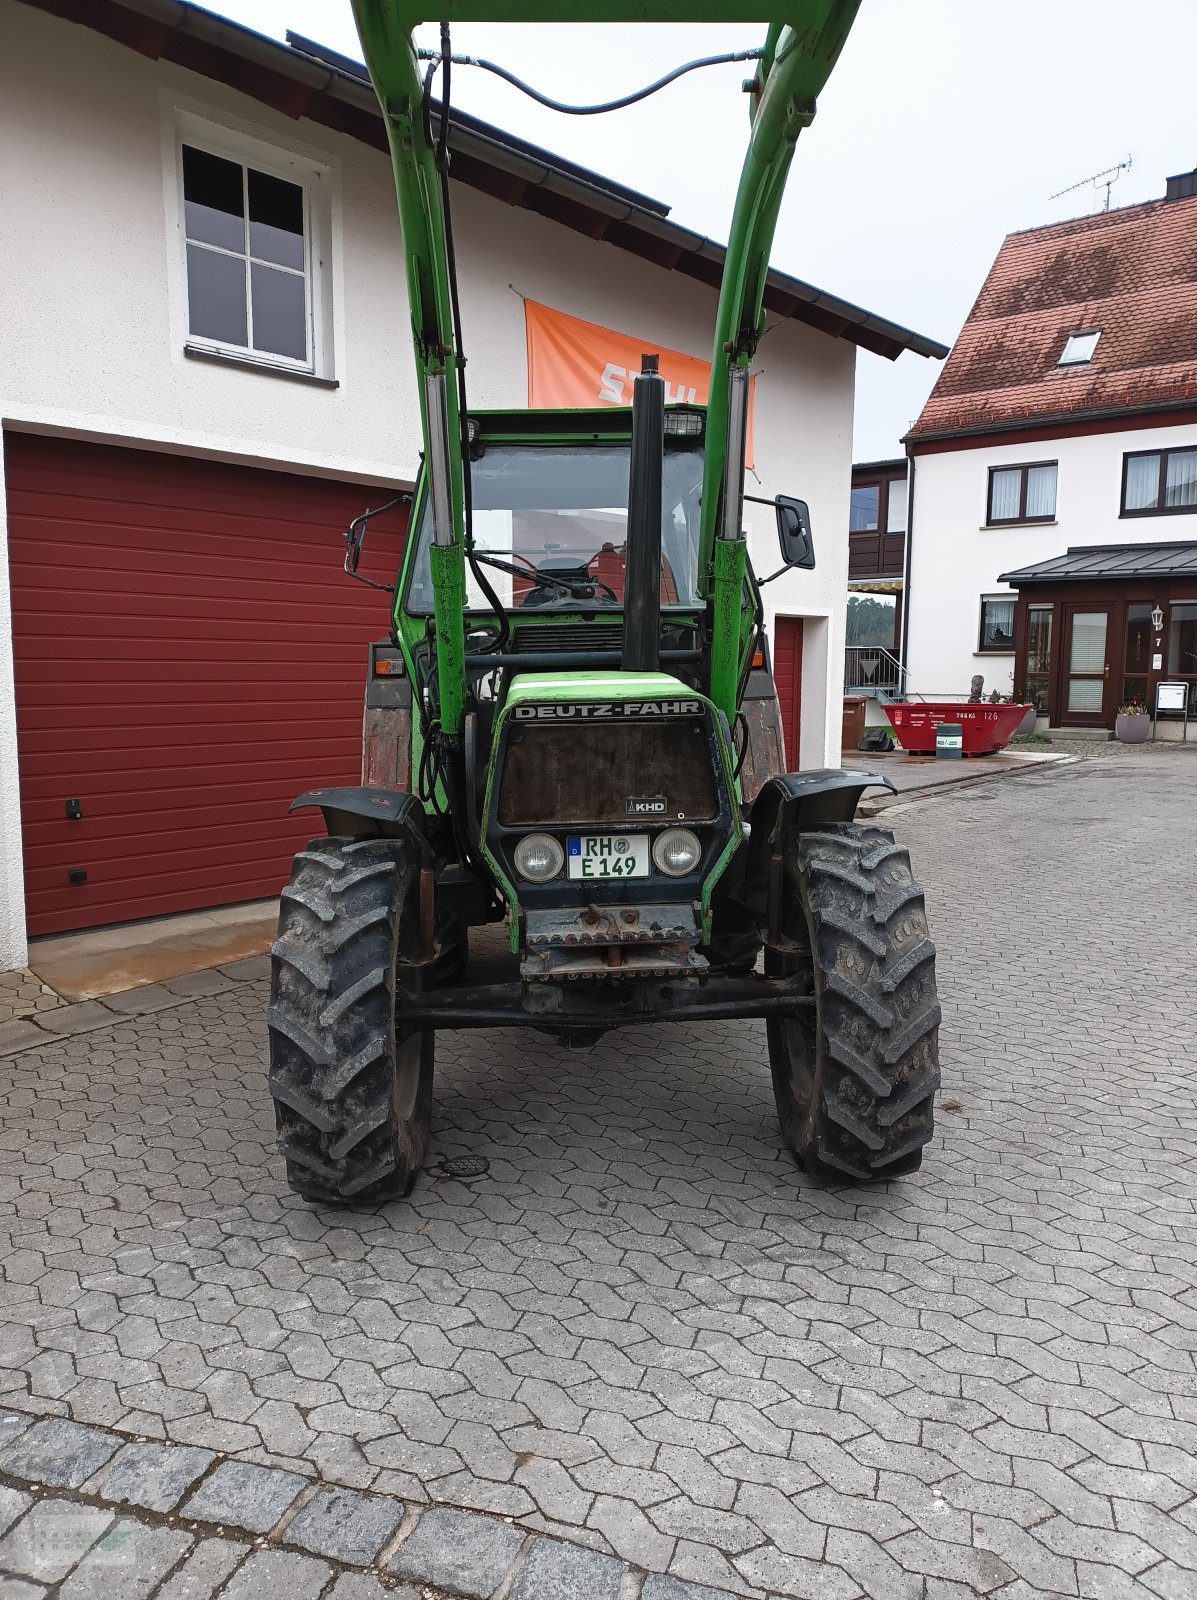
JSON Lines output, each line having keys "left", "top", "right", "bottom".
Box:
{"left": 349, "top": 0, "right": 861, "bottom": 732}
{"left": 702, "top": 1, "right": 860, "bottom": 718}
{"left": 351, "top": 2, "right": 469, "bottom": 736}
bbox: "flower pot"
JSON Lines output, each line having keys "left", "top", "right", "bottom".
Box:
{"left": 1115, "top": 714, "right": 1150, "bottom": 744}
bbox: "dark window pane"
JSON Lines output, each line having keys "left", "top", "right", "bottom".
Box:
{"left": 988, "top": 468, "right": 1021, "bottom": 521}
{"left": 1124, "top": 453, "right": 1159, "bottom": 510}
{"left": 1164, "top": 449, "right": 1197, "bottom": 507}
{"left": 1168, "top": 602, "right": 1197, "bottom": 675}
{"left": 1026, "top": 463, "right": 1057, "bottom": 518}
{"left": 186, "top": 243, "right": 247, "bottom": 346}
{"left": 1025, "top": 674, "right": 1049, "bottom": 712}
{"left": 1122, "top": 677, "right": 1149, "bottom": 711}
{"left": 1125, "top": 603, "right": 1152, "bottom": 674}
{"left": 885, "top": 479, "right": 906, "bottom": 533}
{"left": 248, "top": 169, "right": 305, "bottom": 270}
{"left": 182, "top": 145, "right": 244, "bottom": 254}
{"left": 980, "top": 597, "right": 1014, "bottom": 650}
{"left": 251, "top": 262, "right": 306, "bottom": 360}
{"left": 1027, "top": 606, "right": 1052, "bottom": 675}
{"left": 849, "top": 485, "right": 879, "bottom": 532}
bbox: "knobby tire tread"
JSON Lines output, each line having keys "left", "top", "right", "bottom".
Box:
{"left": 768, "top": 822, "right": 940, "bottom": 1183}
{"left": 267, "top": 836, "right": 432, "bottom": 1205}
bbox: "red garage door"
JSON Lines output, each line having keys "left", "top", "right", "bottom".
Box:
{"left": 6, "top": 432, "right": 408, "bottom": 937}
{"left": 773, "top": 616, "right": 803, "bottom": 768}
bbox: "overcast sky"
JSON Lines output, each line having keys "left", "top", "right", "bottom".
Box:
{"left": 205, "top": 1, "right": 1196, "bottom": 460}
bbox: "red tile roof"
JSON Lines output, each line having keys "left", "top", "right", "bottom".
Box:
{"left": 908, "top": 192, "right": 1197, "bottom": 442}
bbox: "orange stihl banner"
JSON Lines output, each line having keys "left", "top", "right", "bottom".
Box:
{"left": 524, "top": 299, "right": 754, "bottom": 466}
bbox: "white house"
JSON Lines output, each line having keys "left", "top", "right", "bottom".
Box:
{"left": 903, "top": 172, "right": 1197, "bottom": 734}
{"left": 0, "top": 0, "right": 944, "bottom": 970}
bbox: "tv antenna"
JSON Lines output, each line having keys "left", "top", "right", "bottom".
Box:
{"left": 1050, "top": 155, "right": 1132, "bottom": 213}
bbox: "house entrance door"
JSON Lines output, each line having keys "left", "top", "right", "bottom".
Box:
{"left": 1060, "top": 605, "right": 1117, "bottom": 726}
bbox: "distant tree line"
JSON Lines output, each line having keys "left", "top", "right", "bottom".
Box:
{"left": 846, "top": 594, "right": 896, "bottom": 648}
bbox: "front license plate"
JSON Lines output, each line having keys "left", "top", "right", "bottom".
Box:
{"left": 566, "top": 833, "right": 649, "bottom": 879}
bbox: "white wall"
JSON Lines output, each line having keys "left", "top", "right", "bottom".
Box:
{"left": 0, "top": 0, "right": 855, "bottom": 967}
{"left": 906, "top": 420, "right": 1197, "bottom": 702}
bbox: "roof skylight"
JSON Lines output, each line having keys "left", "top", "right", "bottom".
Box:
{"left": 1058, "top": 330, "right": 1101, "bottom": 367}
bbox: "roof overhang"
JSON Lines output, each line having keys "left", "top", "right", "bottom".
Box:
{"left": 19, "top": 0, "right": 947, "bottom": 363}
{"left": 1000, "top": 542, "right": 1197, "bottom": 585}
{"left": 907, "top": 397, "right": 1197, "bottom": 451}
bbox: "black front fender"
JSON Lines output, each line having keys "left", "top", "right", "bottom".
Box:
{"left": 745, "top": 768, "right": 896, "bottom": 904}
{"left": 290, "top": 786, "right": 429, "bottom": 848}
{"left": 752, "top": 767, "right": 895, "bottom": 834}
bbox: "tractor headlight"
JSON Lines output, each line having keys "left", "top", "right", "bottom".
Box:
{"left": 513, "top": 833, "right": 564, "bottom": 882}
{"left": 652, "top": 827, "right": 702, "bottom": 877}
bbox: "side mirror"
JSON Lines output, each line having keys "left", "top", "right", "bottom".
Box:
{"left": 775, "top": 497, "right": 815, "bottom": 569}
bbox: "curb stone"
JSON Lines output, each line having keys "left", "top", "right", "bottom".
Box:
{"left": 0, "top": 960, "right": 269, "bottom": 1056}
{"left": 0, "top": 1409, "right": 750, "bottom": 1599}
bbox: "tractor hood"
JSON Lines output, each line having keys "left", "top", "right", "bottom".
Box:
{"left": 480, "top": 671, "right": 744, "bottom": 955}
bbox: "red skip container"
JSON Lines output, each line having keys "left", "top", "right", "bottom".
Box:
{"left": 883, "top": 702, "right": 1033, "bottom": 756}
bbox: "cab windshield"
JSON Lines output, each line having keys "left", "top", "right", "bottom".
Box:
{"left": 404, "top": 442, "right": 704, "bottom": 614}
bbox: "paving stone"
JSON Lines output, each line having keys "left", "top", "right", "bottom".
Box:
{"left": 161, "top": 971, "right": 235, "bottom": 998}
{"left": 0, "top": 1581, "right": 47, "bottom": 1600}
{"left": 388, "top": 1506, "right": 524, "bottom": 1597}
{"left": 57, "top": 1519, "right": 192, "bottom": 1600}
{"left": 0, "top": 968, "right": 60, "bottom": 1027}
{"left": 0, "top": 1019, "right": 50, "bottom": 1055}
{"left": 326, "top": 1576, "right": 399, "bottom": 1600}
{"left": 0, "top": 1485, "right": 34, "bottom": 1539}
{"left": 0, "top": 1413, "right": 33, "bottom": 1453}
{"left": 0, "top": 1499, "right": 112, "bottom": 1582}
{"left": 211, "top": 1549, "right": 332, "bottom": 1600}
{"left": 151, "top": 1537, "right": 251, "bottom": 1600}
{"left": 218, "top": 956, "right": 270, "bottom": 982}
{"left": 0, "top": 751, "right": 1193, "bottom": 1600}
{"left": 100, "top": 985, "right": 184, "bottom": 1016}
{"left": 92, "top": 1442, "right": 214, "bottom": 1513}
{"left": 181, "top": 1461, "right": 307, "bottom": 1534}
{"left": 283, "top": 1486, "right": 404, "bottom": 1566}
{"left": 0, "top": 1418, "right": 120, "bottom": 1488}
{"left": 587, "top": 1494, "right": 675, "bottom": 1569}
{"left": 641, "top": 1575, "right": 739, "bottom": 1600}
{"left": 508, "top": 1537, "right": 625, "bottom": 1600}
{"left": 31, "top": 1001, "right": 116, "bottom": 1036}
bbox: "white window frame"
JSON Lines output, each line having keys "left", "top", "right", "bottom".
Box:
{"left": 1058, "top": 329, "right": 1101, "bottom": 367}
{"left": 169, "top": 112, "right": 333, "bottom": 381}
{"left": 978, "top": 592, "right": 1016, "bottom": 654}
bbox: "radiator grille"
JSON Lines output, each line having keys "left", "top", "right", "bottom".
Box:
{"left": 511, "top": 623, "right": 624, "bottom": 655}
{"left": 498, "top": 719, "right": 719, "bottom": 826}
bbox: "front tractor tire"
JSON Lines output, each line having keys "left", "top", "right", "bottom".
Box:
{"left": 267, "top": 837, "right": 433, "bottom": 1205}
{"left": 767, "top": 822, "right": 941, "bottom": 1183}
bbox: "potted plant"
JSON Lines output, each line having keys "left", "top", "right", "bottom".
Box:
{"left": 1115, "top": 699, "right": 1151, "bottom": 744}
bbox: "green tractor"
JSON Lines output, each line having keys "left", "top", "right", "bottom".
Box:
{"left": 267, "top": 0, "right": 941, "bottom": 1205}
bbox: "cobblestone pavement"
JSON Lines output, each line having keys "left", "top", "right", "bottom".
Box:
{"left": 1, "top": 749, "right": 1195, "bottom": 1598}
{"left": 0, "top": 971, "right": 60, "bottom": 1028}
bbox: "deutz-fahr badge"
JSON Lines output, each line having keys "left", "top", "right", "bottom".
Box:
{"left": 626, "top": 796, "right": 668, "bottom": 815}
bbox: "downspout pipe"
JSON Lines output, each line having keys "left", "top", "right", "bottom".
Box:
{"left": 899, "top": 443, "right": 916, "bottom": 697}
{"left": 622, "top": 355, "right": 665, "bottom": 674}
